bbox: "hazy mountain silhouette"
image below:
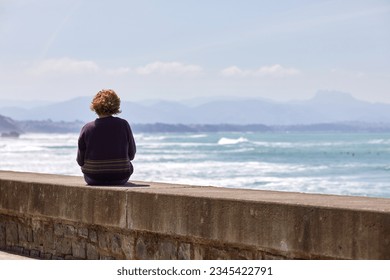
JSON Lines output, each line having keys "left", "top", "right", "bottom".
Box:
{"left": 1, "top": 91, "right": 390, "bottom": 125}
{"left": 0, "top": 114, "right": 21, "bottom": 133}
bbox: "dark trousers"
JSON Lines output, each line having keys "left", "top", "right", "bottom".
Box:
{"left": 83, "top": 174, "right": 130, "bottom": 186}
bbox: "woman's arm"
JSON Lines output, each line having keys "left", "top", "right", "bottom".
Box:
{"left": 127, "top": 123, "right": 136, "bottom": 161}
{"left": 76, "top": 130, "right": 86, "bottom": 166}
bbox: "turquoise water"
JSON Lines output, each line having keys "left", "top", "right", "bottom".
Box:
{"left": 134, "top": 132, "right": 390, "bottom": 198}
{"left": 1, "top": 132, "right": 390, "bottom": 198}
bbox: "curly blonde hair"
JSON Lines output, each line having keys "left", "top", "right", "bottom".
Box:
{"left": 90, "top": 89, "right": 121, "bottom": 116}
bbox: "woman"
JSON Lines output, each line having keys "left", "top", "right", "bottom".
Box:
{"left": 77, "top": 89, "right": 136, "bottom": 185}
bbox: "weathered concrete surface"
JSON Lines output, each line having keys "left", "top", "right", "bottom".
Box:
{"left": 0, "top": 250, "right": 34, "bottom": 260}
{"left": 0, "top": 170, "right": 389, "bottom": 260}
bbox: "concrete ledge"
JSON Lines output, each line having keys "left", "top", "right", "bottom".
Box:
{"left": 0, "top": 170, "right": 389, "bottom": 259}
{"left": 0, "top": 250, "right": 35, "bottom": 260}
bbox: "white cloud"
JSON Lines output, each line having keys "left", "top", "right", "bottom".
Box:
{"left": 136, "top": 61, "right": 202, "bottom": 76}
{"left": 256, "top": 64, "right": 301, "bottom": 77}
{"left": 106, "top": 67, "right": 130, "bottom": 76}
{"left": 221, "top": 64, "right": 301, "bottom": 78}
{"left": 221, "top": 66, "right": 246, "bottom": 77}
{"left": 31, "top": 57, "right": 100, "bottom": 76}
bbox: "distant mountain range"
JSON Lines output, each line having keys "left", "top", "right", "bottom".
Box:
{"left": 1, "top": 90, "right": 390, "bottom": 125}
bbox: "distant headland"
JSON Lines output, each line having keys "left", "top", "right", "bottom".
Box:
{"left": 2, "top": 113, "right": 390, "bottom": 134}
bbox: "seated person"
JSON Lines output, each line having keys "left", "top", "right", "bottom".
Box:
{"left": 77, "top": 89, "right": 136, "bottom": 185}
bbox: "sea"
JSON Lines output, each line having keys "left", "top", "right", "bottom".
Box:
{"left": 1, "top": 132, "right": 390, "bottom": 198}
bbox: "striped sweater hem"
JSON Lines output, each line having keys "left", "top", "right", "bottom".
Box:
{"left": 81, "top": 158, "right": 131, "bottom": 174}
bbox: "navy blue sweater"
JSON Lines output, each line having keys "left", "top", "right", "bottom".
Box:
{"left": 77, "top": 116, "right": 136, "bottom": 181}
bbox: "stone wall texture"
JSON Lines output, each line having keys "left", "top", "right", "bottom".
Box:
{"left": 0, "top": 171, "right": 389, "bottom": 260}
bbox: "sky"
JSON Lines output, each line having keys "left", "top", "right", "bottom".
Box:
{"left": 0, "top": 0, "right": 389, "bottom": 103}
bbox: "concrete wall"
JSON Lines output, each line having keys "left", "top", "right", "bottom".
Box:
{"left": 0, "top": 170, "right": 389, "bottom": 260}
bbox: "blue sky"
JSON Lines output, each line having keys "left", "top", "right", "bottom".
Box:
{"left": 0, "top": 0, "right": 389, "bottom": 103}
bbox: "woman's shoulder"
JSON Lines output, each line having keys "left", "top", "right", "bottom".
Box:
{"left": 78, "top": 120, "right": 96, "bottom": 136}
{"left": 81, "top": 120, "right": 96, "bottom": 130}
{"left": 113, "top": 116, "right": 130, "bottom": 125}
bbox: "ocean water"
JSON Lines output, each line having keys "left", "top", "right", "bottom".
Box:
{"left": 1, "top": 132, "right": 390, "bottom": 198}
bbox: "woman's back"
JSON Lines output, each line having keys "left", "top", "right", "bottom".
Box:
{"left": 77, "top": 89, "right": 136, "bottom": 185}
{"left": 79, "top": 116, "right": 135, "bottom": 161}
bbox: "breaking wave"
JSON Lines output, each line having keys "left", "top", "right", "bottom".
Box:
{"left": 217, "top": 137, "right": 248, "bottom": 145}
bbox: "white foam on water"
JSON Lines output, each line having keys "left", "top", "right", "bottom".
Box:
{"left": 188, "top": 134, "right": 208, "bottom": 138}
{"left": 138, "top": 142, "right": 214, "bottom": 148}
{"left": 367, "top": 139, "right": 390, "bottom": 145}
{"left": 135, "top": 134, "right": 167, "bottom": 141}
{"left": 218, "top": 137, "right": 248, "bottom": 145}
